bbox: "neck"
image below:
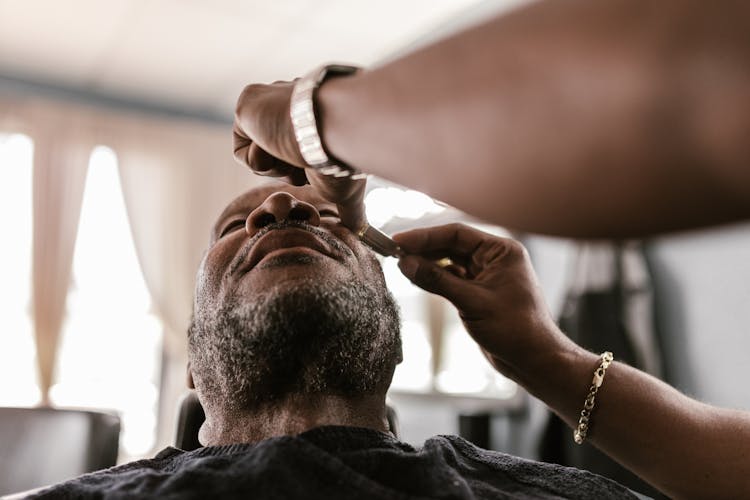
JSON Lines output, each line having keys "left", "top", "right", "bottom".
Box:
{"left": 199, "top": 393, "right": 390, "bottom": 446}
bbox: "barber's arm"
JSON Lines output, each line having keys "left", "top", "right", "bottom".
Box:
{"left": 392, "top": 223, "right": 750, "bottom": 500}
{"left": 234, "top": 0, "right": 750, "bottom": 239}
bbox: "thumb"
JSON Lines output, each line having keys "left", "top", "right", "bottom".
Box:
{"left": 398, "top": 255, "right": 473, "bottom": 308}
{"left": 306, "top": 172, "right": 367, "bottom": 230}
{"left": 337, "top": 200, "right": 366, "bottom": 232}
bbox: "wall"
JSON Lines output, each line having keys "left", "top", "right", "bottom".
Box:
{"left": 646, "top": 222, "right": 750, "bottom": 409}
{"left": 519, "top": 223, "right": 750, "bottom": 456}
{"left": 528, "top": 222, "right": 750, "bottom": 413}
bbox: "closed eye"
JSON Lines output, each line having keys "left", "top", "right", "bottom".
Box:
{"left": 219, "top": 219, "right": 246, "bottom": 237}
{"left": 319, "top": 210, "right": 340, "bottom": 220}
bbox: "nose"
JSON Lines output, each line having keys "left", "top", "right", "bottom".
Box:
{"left": 246, "top": 192, "right": 321, "bottom": 235}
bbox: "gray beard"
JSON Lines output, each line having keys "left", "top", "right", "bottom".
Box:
{"left": 188, "top": 276, "right": 401, "bottom": 411}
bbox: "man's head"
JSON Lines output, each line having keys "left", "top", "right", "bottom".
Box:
{"left": 188, "top": 182, "right": 401, "bottom": 423}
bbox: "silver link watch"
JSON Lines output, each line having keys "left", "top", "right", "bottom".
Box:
{"left": 290, "top": 64, "right": 403, "bottom": 257}
{"left": 289, "top": 64, "right": 367, "bottom": 179}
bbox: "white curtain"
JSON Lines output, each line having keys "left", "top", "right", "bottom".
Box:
{"left": 0, "top": 93, "right": 261, "bottom": 412}
{"left": 113, "top": 117, "right": 255, "bottom": 358}
{"left": 31, "top": 121, "right": 92, "bottom": 403}
{"left": 113, "top": 118, "right": 257, "bottom": 448}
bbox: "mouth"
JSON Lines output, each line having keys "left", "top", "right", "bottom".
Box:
{"left": 234, "top": 227, "right": 344, "bottom": 275}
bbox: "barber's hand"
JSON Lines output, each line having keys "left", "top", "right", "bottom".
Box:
{"left": 234, "top": 81, "right": 306, "bottom": 183}
{"left": 393, "top": 224, "right": 575, "bottom": 381}
{"left": 234, "top": 81, "right": 367, "bottom": 230}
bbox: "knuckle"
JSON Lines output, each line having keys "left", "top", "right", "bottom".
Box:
{"left": 446, "top": 222, "right": 466, "bottom": 236}
{"left": 236, "top": 84, "right": 266, "bottom": 114}
{"left": 505, "top": 238, "right": 525, "bottom": 255}
{"left": 417, "top": 263, "right": 445, "bottom": 290}
{"left": 239, "top": 83, "right": 265, "bottom": 100}
{"left": 506, "top": 238, "right": 530, "bottom": 260}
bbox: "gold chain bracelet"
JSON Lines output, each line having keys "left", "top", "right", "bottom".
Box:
{"left": 573, "top": 351, "right": 614, "bottom": 444}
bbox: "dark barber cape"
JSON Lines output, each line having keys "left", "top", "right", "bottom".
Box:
{"left": 30, "top": 426, "right": 637, "bottom": 499}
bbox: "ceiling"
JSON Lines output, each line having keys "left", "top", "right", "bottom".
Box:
{"left": 0, "top": 0, "right": 521, "bottom": 121}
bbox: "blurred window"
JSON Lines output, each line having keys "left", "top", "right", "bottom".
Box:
{"left": 52, "top": 146, "right": 162, "bottom": 460}
{"left": 0, "top": 133, "right": 39, "bottom": 405}
{"left": 384, "top": 258, "right": 433, "bottom": 392}
{"left": 370, "top": 182, "right": 517, "bottom": 399}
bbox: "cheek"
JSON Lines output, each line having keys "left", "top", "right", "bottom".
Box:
{"left": 353, "top": 247, "right": 387, "bottom": 284}
{"left": 196, "top": 243, "right": 236, "bottom": 301}
{"left": 194, "top": 259, "right": 217, "bottom": 308}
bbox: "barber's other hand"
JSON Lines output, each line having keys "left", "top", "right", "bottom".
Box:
{"left": 233, "top": 81, "right": 307, "bottom": 184}
{"left": 393, "top": 224, "right": 575, "bottom": 380}
{"left": 233, "top": 81, "right": 367, "bottom": 229}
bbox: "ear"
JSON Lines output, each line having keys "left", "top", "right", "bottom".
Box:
{"left": 187, "top": 361, "right": 195, "bottom": 389}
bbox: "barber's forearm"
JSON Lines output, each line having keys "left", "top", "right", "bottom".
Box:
{"left": 318, "top": 0, "right": 750, "bottom": 238}
{"left": 530, "top": 346, "right": 750, "bottom": 499}
{"left": 394, "top": 222, "right": 750, "bottom": 496}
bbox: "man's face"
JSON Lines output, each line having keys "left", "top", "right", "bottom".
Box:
{"left": 189, "top": 182, "right": 401, "bottom": 411}
{"left": 197, "top": 182, "right": 382, "bottom": 307}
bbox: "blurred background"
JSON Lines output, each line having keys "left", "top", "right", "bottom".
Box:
{"left": 1, "top": 0, "right": 749, "bottom": 497}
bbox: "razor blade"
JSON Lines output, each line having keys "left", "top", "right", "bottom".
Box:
{"left": 357, "top": 223, "right": 404, "bottom": 257}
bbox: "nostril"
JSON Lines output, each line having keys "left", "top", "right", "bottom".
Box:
{"left": 255, "top": 213, "right": 276, "bottom": 228}
{"left": 288, "top": 206, "right": 310, "bottom": 221}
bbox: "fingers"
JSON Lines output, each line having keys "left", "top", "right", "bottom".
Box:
{"left": 306, "top": 171, "right": 368, "bottom": 230}
{"left": 232, "top": 121, "right": 277, "bottom": 174}
{"left": 394, "top": 223, "right": 528, "bottom": 282}
{"left": 234, "top": 82, "right": 307, "bottom": 168}
{"left": 232, "top": 121, "right": 254, "bottom": 169}
{"left": 393, "top": 223, "right": 488, "bottom": 257}
{"left": 249, "top": 145, "right": 291, "bottom": 176}
{"left": 286, "top": 167, "right": 310, "bottom": 186}
{"left": 233, "top": 120, "right": 309, "bottom": 186}
{"left": 398, "top": 254, "right": 475, "bottom": 310}
{"left": 247, "top": 143, "right": 275, "bottom": 173}
{"left": 337, "top": 199, "right": 366, "bottom": 232}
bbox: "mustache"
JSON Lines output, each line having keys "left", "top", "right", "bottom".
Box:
{"left": 228, "top": 220, "right": 353, "bottom": 276}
